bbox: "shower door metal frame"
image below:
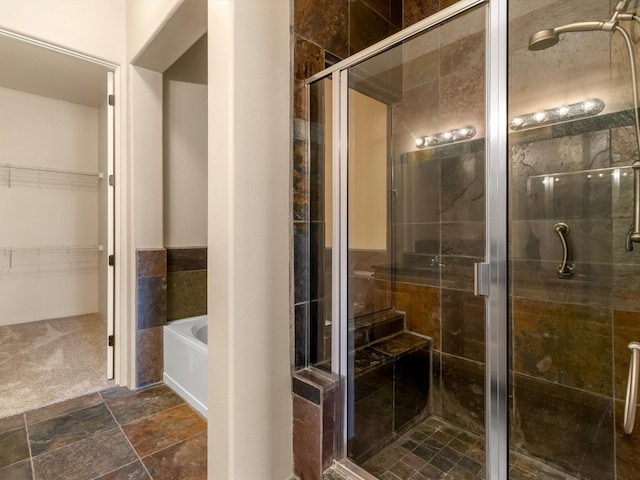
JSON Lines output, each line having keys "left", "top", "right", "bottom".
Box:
{"left": 306, "top": 0, "right": 509, "bottom": 477}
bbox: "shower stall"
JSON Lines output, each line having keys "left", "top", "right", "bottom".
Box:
{"left": 298, "top": 0, "right": 640, "bottom": 478}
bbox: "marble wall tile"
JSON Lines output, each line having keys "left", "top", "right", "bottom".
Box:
{"left": 512, "top": 297, "right": 612, "bottom": 396}
{"left": 294, "top": 0, "right": 348, "bottom": 58}
{"left": 136, "top": 275, "right": 167, "bottom": 330}
{"left": 166, "top": 270, "right": 207, "bottom": 321}
{"left": 122, "top": 403, "right": 206, "bottom": 458}
{"left": 613, "top": 310, "right": 640, "bottom": 401}
{"left": 106, "top": 385, "right": 185, "bottom": 426}
{"left": 440, "top": 152, "right": 485, "bottom": 223}
{"left": 350, "top": 0, "right": 400, "bottom": 55}
{"left": 440, "top": 354, "right": 484, "bottom": 436}
{"left": 142, "top": 431, "right": 207, "bottom": 480}
{"left": 135, "top": 327, "right": 163, "bottom": 387}
{"left": 29, "top": 403, "right": 116, "bottom": 457}
{"left": 136, "top": 249, "right": 166, "bottom": 278}
{"left": 441, "top": 289, "right": 484, "bottom": 363}
{"left": 0, "top": 426, "right": 29, "bottom": 469}
{"left": 32, "top": 428, "right": 137, "bottom": 480}
{"left": 394, "top": 281, "right": 441, "bottom": 349}
{"left": 165, "top": 247, "right": 206, "bottom": 273}
{"left": 511, "top": 374, "right": 614, "bottom": 480}
{"left": 293, "top": 394, "right": 323, "bottom": 480}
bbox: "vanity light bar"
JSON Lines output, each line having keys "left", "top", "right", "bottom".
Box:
{"left": 510, "top": 98, "right": 605, "bottom": 130}
{"left": 415, "top": 126, "right": 476, "bottom": 148}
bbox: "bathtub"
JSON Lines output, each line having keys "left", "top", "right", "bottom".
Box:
{"left": 163, "top": 315, "right": 208, "bottom": 417}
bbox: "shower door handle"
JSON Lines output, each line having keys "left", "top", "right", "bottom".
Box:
{"left": 624, "top": 342, "right": 640, "bottom": 434}
{"left": 554, "top": 223, "right": 574, "bottom": 278}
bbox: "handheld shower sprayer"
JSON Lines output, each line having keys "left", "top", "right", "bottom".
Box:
{"left": 527, "top": 3, "right": 640, "bottom": 252}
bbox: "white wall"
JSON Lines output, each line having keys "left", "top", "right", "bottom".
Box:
{"left": 0, "top": 87, "right": 99, "bottom": 325}
{"left": 126, "top": 0, "right": 184, "bottom": 62}
{"left": 163, "top": 80, "right": 207, "bottom": 247}
{"left": 208, "top": 1, "right": 292, "bottom": 478}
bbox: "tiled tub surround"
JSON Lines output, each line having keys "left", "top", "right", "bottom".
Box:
{"left": 0, "top": 384, "right": 207, "bottom": 480}
{"left": 509, "top": 112, "right": 640, "bottom": 479}
{"left": 136, "top": 249, "right": 167, "bottom": 387}
{"left": 166, "top": 247, "right": 207, "bottom": 322}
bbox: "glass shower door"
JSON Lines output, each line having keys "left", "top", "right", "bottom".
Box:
{"left": 342, "top": 5, "right": 490, "bottom": 477}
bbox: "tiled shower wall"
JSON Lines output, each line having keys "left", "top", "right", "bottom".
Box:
{"left": 292, "top": 1, "right": 465, "bottom": 478}
{"left": 166, "top": 247, "right": 207, "bottom": 322}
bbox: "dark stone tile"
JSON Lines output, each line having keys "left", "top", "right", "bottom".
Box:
{"left": 441, "top": 221, "right": 485, "bottom": 258}
{"left": 26, "top": 393, "right": 103, "bottom": 425}
{"left": 136, "top": 327, "right": 163, "bottom": 387}
{"left": 95, "top": 461, "right": 151, "bottom": 480}
{"left": 613, "top": 263, "right": 640, "bottom": 311}
{"left": 166, "top": 247, "right": 206, "bottom": 272}
{"left": 136, "top": 249, "right": 166, "bottom": 278}
{"left": 106, "top": 385, "right": 184, "bottom": 426}
{"left": 440, "top": 255, "right": 480, "bottom": 292}
{"left": 166, "top": 270, "right": 207, "bottom": 321}
{"left": 293, "top": 375, "right": 322, "bottom": 405}
{"left": 293, "top": 394, "right": 322, "bottom": 480}
{"left": 0, "top": 459, "right": 32, "bottom": 480}
{"left": 322, "top": 386, "right": 337, "bottom": 470}
{"left": 512, "top": 374, "right": 614, "bottom": 480}
{"left": 430, "top": 454, "right": 454, "bottom": 473}
{"left": 403, "top": 0, "right": 439, "bottom": 28}
{"left": 294, "top": 0, "right": 348, "bottom": 58}
{"left": 142, "top": 431, "right": 207, "bottom": 479}
{"left": 394, "top": 346, "right": 431, "bottom": 430}
{"left": 295, "top": 303, "right": 308, "bottom": 369}
{"left": 614, "top": 400, "right": 640, "bottom": 480}
{"left": 373, "top": 332, "right": 430, "bottom": 357}
{"left": 0, "top": 413, "right": 24, "bottom": 434}
{"left": 394, "top": 281, "right": 441, "bottom": 349}
{"left": 99, "top": 386, "right": 137, "bottom": 402}
{"left": 294, "top": 139, "right": 309, "bottom": 222}
{"left": 0, "top": 426, "right": 29, "bottom": 469}
{"left": 136, "top": 275, "right": 167, "bottom": 330}
{"left": 32, "top": 428, "right": 137, "bottom": 480}
{"left": 122, "top": 404, "right": 206, "bottom": 458}
{"left": 458, "top": 455, "right": 482, "bottom": 474}
{"left": 350, "top": 0, "right": 399, "bottom": 54}
{"left": 440, "top": 354, "right": 484, "bottom": 436}
{"left": 614, "top": 310, "right": 640, "bottom": 401}
{"left": 294, "top": 35, "right": 325, "bottom": 86}
{"left": 440, "top": 151, "right": 485, "bottom": 223}
{"left": 29, "top": 403, "right": 117, "bottom": 457}
{"left": 294, "top": 221, "right": 309, "bottom": 304}
{"left": 440, "top": 31, "right": 484, "bottom": 77}
{"left": 396, "top": 156, "right": 441, "bottom": 224}
{"left": 402, "top": 29, "right": 440, "bottom": 91}
{"left": 513, "top": 297, "right": 612, "bottom": 396}
{"left": 442, "top": 289, "right": 485, "bottom": 363}
{"left": 511, "top": 259, "right": 612, "bottom": 308}
{"left": 324, "top": 51, "right": 342, "bottom": 68}
{"left": 392, "top": 79, "right": 439, "bottom": 158}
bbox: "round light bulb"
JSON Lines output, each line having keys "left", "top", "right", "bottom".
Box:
{"left": 534, "top": 111, "right": 547, "bottom": 122}
{"left": 511, "top": 117, "right": 523, "bottom": 128}
{"left": 415, "top": 137, "right": 425, "bottom": 147}
{"left": 558, "top": 106, "right": 569, "bottom": 116}
{"left": 583, "top": 100, "right": 595, "bottom": 112}
{"left": 458, "top": 128, "right": 469, "bottom": 136}
{"left": 443, "top": 131, "right": 453, "bottom": 139}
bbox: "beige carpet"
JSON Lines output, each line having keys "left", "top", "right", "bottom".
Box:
{"left": 0, "top": 313, "right": 113, "bottom": 418}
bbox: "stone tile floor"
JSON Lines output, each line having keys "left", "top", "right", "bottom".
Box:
{"left": 0, "top": 384, "right": 207, "bottom": 480}
{"left": 359, "top": 416, "right": 580, "bottom": 480}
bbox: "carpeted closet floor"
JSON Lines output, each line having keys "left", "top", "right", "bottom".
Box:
{"left": 0, "top": 313, "right": 113, "bottom": 418}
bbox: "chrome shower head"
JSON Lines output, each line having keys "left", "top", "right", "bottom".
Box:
{"left": 528, "top": 29, "right": 560, "bottom": 50}
{"left": 528, "top": 21, "right": 607, "bottom": 51}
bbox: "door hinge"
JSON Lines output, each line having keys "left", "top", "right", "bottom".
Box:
{"left": 108, "top": 174, "right": 115, "bottom": 186}
{"left": 108, "top": 254, "right": 115, "bottom": 267}
{"left": 108, "top": 335, "right": 115, "bottom": 347}
{"left": 108, "top": 94, "right": 115, "bottom": 106}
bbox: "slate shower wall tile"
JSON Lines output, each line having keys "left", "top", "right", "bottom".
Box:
{"left": 440, "top": 354, "right": 484, "bottom": 436}
{"left": 166, "top": 247, "right": 206, "bottom": 273}
{"left": 439, "top": 62, "right": 485, "bottom": 135}
{"left": 440, "top": 152, "right": 485, "bottom": 223}
{"left": 613, "top": 263, "right": 640, "bottom": 311}
{"left": 136, "top": 327, "right": 163, "bottom": 388}
{"left": 294, "top": 35, "right": 325, "bottom": 86}
{"left": 136, "top": 276, "right": 167, "bottom": 331}
{"left": 440, "top": 255, "right": 479, "bottom": 292}
{"left": 293, "top": 394, "right": 323, "bottom": 480}
{"left": 294, "top": 221, "right": 310, "bottom": 305}
{"left": 614, "top": 400, "right": 640, "bottom": 480}
{"left": 512, "top": 374, "right": 614, "bottom": 480}
{"left": 294, "top": 0, "right": 348, "bottom": 58}
{"left": 613, "top": 310, "right": 640, "bottom": 402}
{"left": 349, "top": 0, "right": 400, "bottom": 55}
{"left": 440, "top": 30, "right": 484, "bottom": 77}
{"left": 166, "top": 270, "right": 207, "bottom": 321}
{"left": 440, "top": 221, "right": 484, "bottom": 257}
{"left": 441, "top": 289, "right": 485, "bottom": 363}
{"left": 295, "top": 303, "right": 308, "bottom": 369}
{"left": 294, "top": 139, "right": 309, "bottom": 222}
{"left": 136, "top": 249, "right": 166, "bottom": 278}
{"left": 512, "top": 297, "right": 612, "bottom": 396}
{"left": 403, "top": 0, "right": 440, "bottom": 28}
{"left": 394, "top": 281, "right": 441, "bottom": 349}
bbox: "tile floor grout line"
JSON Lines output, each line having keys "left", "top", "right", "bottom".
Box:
{"left": 89, "top": 459, "right": 141, "bottom": 480}
{"left": 23, "top": 412, "right": 36, "bottom": 480}
{"left": 115, "top": 399, "right": 189, "bottom": 429}
{"left": 104, "top": 396, "right": 155, "bottom": 480}
{"left": 24, "top": 393, "right": 105, "bottom": 428}
{"left": 137, "top": 429, "right": 207, "bottom": 462}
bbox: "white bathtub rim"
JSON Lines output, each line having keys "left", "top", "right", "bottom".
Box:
{"left": 164, "top": 315, "right": 208, "bottom": 355}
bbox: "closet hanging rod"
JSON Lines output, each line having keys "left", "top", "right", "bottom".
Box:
{"left": 0, "top": 163, "right": 103, "bottom": 179}
{"left": 0, "top": 245, "right": 104, "bottom": 255}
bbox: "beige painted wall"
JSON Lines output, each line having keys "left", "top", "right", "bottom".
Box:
{"left": 125, "top": 0, "right": 183, "bottom": 62}
{"left": 208, "top": 1, "right": 292, "bottom": 478}
{"left": 0, "top": 87, "right": 99, "bottom": 326}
